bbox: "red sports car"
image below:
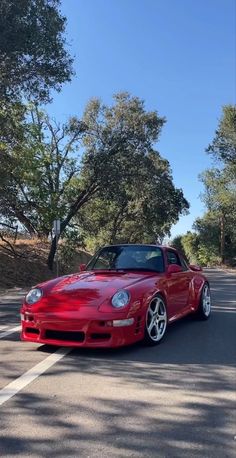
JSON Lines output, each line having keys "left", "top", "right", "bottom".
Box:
{"left": 20, "top": 244, "right": 211, "bottom": 348}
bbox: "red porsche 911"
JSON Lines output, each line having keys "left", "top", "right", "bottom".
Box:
{"left": 20, "top": 244, "right": 211, "bottom": 348}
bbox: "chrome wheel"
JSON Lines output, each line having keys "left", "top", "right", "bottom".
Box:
{"left": 202, "top": 284, "right": 211, "bottom": 317}
{"left": 146, "top": 296, "right": 167, "bottom": 343}
{"left": 195, "top": 282, "right": 211, "bottom": 320}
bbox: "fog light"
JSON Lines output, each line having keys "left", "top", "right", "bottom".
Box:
{"left": 112, "top": 318, "right": 134, "bottom": 327}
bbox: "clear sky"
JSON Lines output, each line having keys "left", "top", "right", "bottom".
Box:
{"left": 48, "top": 0, "right": 236, "bottom": 237}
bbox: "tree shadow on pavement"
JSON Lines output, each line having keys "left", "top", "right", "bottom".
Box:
{"left": 0, "top": 309, "right": 235, "bottom": 458}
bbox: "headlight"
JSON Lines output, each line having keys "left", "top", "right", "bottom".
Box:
{"left": 25, "top": 288, "right": 43, "bottom": 305}
{"left": 111, "top": 290, "right": 130, "bottom": 308}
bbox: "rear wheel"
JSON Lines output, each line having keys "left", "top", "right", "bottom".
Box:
{"left": 196, "top": 283, "right": 211, "bottom": 320}
{"left": 144, "top": 294, "right": 168, "bottom": 346}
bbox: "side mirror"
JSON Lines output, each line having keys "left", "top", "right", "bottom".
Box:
{"left": 79, "top": 263, "right": 87, "bottom": 272}
{"left": 189, "top": 264, "right": 202, "bottom": 272}
{"left": 167, "top": 264, "right": 182, "bottom": 274}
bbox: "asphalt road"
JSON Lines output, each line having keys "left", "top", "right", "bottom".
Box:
{"left": 0, "top": 269, "right": 235, "bottom": 458}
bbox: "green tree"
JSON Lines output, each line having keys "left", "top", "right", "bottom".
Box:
{"left": 78, "top": 151, "right": 189, "bottom": 251}
{"left": 181, "top": 232, "right": 200, "bottom": 265}
{"left": 170, "top": 235, "right": 187, "bottom": 259}
{"left": 173, "top": 105, "right": 236, "bottom": 267}
{"left": 206, "top": 105, "right": 236, "bottom": 166}
{"left": 0, "top": 0, "right": 73, "bottom": 101}
{"left": 192, "top": 213, "right": 222, "bottom": 266}
{"left": 0, "top": 94, "right": 189, "bottom": 270}
{"left": 200, "top": 166, "right": 236, "bottom": 263}
{"left": 0, "top": 102, "right": 86, "bottom": 239}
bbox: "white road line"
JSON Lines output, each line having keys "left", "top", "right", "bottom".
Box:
{"left": 0, "top": 325, "right": 9, "bottom": 330}
{"left": 0, "top": 325, "right": 21, "bottom": 339}
{"left": 212, "top": 309, "right": 236, "bottom": 313}
{"left": 0, "top": 347, "right": 71, "bottom": 406}
{"left": 212, "top": 306, "right": 236, "bottom": 311}
{"left": 212, "top": 300, "right": 236, "bottom": 303}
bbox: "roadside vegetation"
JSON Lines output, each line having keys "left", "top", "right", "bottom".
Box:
{"left": 0, "top": 1, "right": 235, "bottom": 288}
{"left": 171, "top": 105, "right": 236, "bottom": 267}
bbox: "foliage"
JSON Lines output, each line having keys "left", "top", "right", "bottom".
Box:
{"left": 77, "top": 93, "right": 188, "bottom": 251}
{"left": 170, "top": 235, "right": 187, "bottom": 259}
{"left": 206, "top": 105, "right": 236, "bottom": 166}
{"left": 0, "top": 102, "right": 86, "bottom": 239}
{"left": 200, "top": 166, "right": 236, "bottom": 262}
{"left": 175, "top": 105, "right": 236, "bottom": 266}
{"left": 58, "top": 229, "right": 83, "bottom": 271}
{"left": 200, "top": 167, "right": 236, "bottom": 215}
{"left": 193, "top": 213, "right": 222, "bottom": 266}
{"left": 171, "top": 226, "right": 221, "bottom": 267}
{"left": 78, "top": 151, "right": 189, "bottom": 252}
{"left": 178, "top": 169, "right": 236, "bottom": 265}
{"left": 0, "top": 0, "right": 73, "bottom": 102}
{"left": 0, "top": 0, "right": 74, "bottom": 244}
{"left": 0, "top": 93, "right": 189, "bottom": 269}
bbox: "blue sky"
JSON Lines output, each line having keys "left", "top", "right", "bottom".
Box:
{"left": 48, "top": 0, "right": 236, "bottom": 237}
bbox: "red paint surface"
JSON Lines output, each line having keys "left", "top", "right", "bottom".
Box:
{"left": 21, "top": 246, "right": 207, "bottom": 347}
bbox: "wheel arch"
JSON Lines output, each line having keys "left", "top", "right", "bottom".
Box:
{"left": 145, "top": 289, "right": 169, "bottom": 319}
{"left": 195, "top": 278, "right": 210, "bottom": 311}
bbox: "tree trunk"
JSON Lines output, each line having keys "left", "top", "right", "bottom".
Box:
{"left": 13, "top": 208, "right": 37, "bottom": 236}
{"left": 47, "top": 235, "right": 57, "bottom": 271}
{"left": 47, "top": 183, "right": 99, "bottom": 271}
{"left": 220, "top": 213, "right": 225, "bottom": 264}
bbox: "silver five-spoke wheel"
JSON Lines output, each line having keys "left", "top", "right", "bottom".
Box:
{"left": 145, "top": 295, "right": 167, "bottom": 345}
{"left": 196, "top": 283, "right": 211, "bottom": 320}
{"left": 202, "top": 284, "right": 211, "bottom": 317}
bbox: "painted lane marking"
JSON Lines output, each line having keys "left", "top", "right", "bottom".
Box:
{"left": 212, "top": 309, "right": 236, "bottom": 313}
{"left": 0, "top": 325, "right": 9, "bottom": 331}
{"left": 212, "top": 306, "right": 236, "bottom": 311}
{"left": 212, "top": 300, "right": 236, "bottom": 304}
{"left": 0, "top": 347, "right": 71, "bottom": 406}
{"left": 0, "top": 325, "right": 21, "bottom": 339}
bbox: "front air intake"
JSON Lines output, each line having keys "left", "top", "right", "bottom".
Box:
{"left": 45, "top": 330, "right": 85, "bottom": 342}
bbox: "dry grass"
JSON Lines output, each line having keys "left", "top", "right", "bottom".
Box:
{"left": 0, "top": 239, "right": 92, "bottom": 289}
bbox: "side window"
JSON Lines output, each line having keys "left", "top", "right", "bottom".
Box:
{"left": 95, "top": 251, "right": 117, "bottom": 269}
{"left": 180, "top": 256, "right": 189, "bottom": 271}
{"left": 167, "top": 250, "right": 182, "bottom": 267}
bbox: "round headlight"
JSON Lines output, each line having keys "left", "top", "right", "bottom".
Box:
{"left": 111, "top": 290, "right": 130, "bottom": 308}
{"left": 25, "top": 288, "right": 43, "bottom": 305}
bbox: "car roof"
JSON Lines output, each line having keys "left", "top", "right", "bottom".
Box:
{"left": 102, "top": 243, "right": 177, "bottom": 251}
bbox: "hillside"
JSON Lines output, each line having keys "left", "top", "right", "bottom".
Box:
{"left": 0, "top": 240, "right": 92, "bottom": 290}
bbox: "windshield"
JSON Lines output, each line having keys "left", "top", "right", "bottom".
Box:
{"left": 86, "top": 245, "right": 164, "bottom": 273}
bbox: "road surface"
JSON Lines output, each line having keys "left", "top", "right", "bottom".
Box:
{"left": 0, "top": 269, "right": 235, "bottom": 457}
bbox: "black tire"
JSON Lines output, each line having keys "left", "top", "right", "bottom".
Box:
{"left": 144, "top": 294, "right": 168, "bottom": 346}
{"left": 195, "top": 282, "right": 211, "bottom": 320}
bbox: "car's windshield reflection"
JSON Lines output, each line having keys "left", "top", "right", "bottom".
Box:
{"left": 86, "top": 245, "right": 165, "bottom": 273}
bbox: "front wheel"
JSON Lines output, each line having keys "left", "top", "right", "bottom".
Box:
{"left": 144, "top": 294, "right": 168, "bottom": 346}
{"left": 196, "top": 283, "right": 211, "bottom": 320}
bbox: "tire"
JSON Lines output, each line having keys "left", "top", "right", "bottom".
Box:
{"left": 144, "top": 294, "right": 168, "bottom": 346}
{"left": 196, "top": 282, "right": 211, "bottom": 320}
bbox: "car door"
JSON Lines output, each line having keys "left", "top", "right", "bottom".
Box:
{"left": 165, "top": 249, "right": 191, "bottom": 317}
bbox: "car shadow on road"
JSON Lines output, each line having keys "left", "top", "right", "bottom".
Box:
{"left": 34, "top": 308, "right": 236, "bottom": 367}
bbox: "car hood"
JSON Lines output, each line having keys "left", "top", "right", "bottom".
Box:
{"left": 34, "top": 270, "right": 156, "bottom": 311}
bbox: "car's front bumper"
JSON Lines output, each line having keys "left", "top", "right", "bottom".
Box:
{"left": 20, "top": 311, "right": 144, "bottom": 347}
